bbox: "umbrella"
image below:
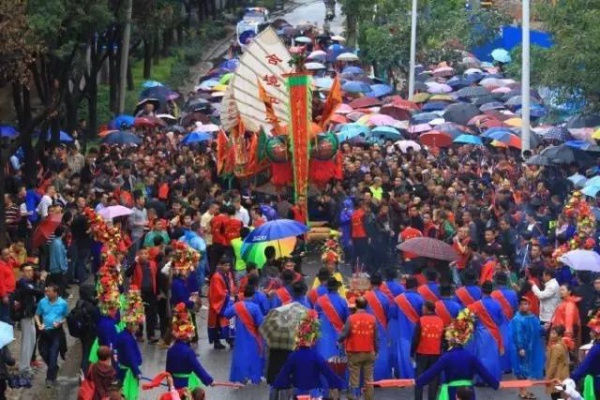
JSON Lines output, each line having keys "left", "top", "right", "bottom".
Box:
{"left": 44, "top": 130, "right": 73, "bottom": 143}
{"left": 472, "top": 94, "right": 501, "bottom": 107}
{"left": 141, "top": 86, "right": 180, "bottom": 102}
{"left": 525, "top": 154, "right": 550, "bottom": 166}
{"left": 566, "top": 113, "right": 600, "bottom": 132}
{"left": 421, "top": 102, "right": 448, "bottom": 112}
{"left": 180, "top": 131, "right": 212, "bottom": 145}
{"left": 0, "top": 322, "right": 14, "bottom": 350}
{"left": 481, "top": 127, "right": 513, "bottom": 138}
{"left": 349, "top": 97, "right": 382, "bottom": 109}
{"left": 343, "top": 66, "right": 364, "bottom": 75}
{"left": 366, "top": 84, "right": 394, "bottom": 98}
{"left": 305, "top": 62, "right": 326, "bottom": 70}
{"left": 582, "top": 185, "right": 600, "bottom": 198}
{"left": 219, "top": 73, "right": 234, "bottom": 85}
{"left": 456, "top": 86, "right": 489, "bottom": 98}
{"left": 436, "top": 122, "right": 469, "bottom": 138}
{"left": 559, "top": 250, "right": 600, "bottom": 272}
{"left": 307, "top": 50, "right": 327, "bottom": 61}
{"left": 194, "top": 123, "right": 220, "bottom": 133}
{"left": 259, "top": 303, "right": 308, "bottom": 350}
{"left": 433, "top": 66, "right": 454, "bottom": 77}
{"left": 102, "top": 131, "right": 142, "bottom": 145}
{"left": 134, "top": 98, "right": 161, "bottom": 115}
{"left": 426, "top": 82, "right": 453, "bottom": 94}
{"left": 429, "top": 94, "right": 454, "bottom": 102}
{"left": 337, "top": 52, "right": 359, "bottom": 62}
{"left": 372, "top": 126, "right": 403, "bottom": 141}
{"left": 479, "top": 78, "right": 504, "bottom": 88}
{"left": 446, "top": 76, "right": 470, "bottom": 89}
{"left": 196, "top": 79, "right": 220, "bottom": 91}
{"left": 411, "top": 112, "right": 441, "bottom": 124}
{"left": 379, "top": 105, "right": 412, "bottom": 121}
{"left": 134, "top": 117, "right": 167, "bottom": 128}
{"left": 331, "top": 35, "right": 346, "bottom": 42}
{"left": 295, "top": 36, "right": 312, "bottom": 43}
{"left": 454, "top": 134, "right": 482, "bottom": 146}
{"left": 141, "top": 80, "right": 163, "bottom": 88}
{"left": 346, "top": 111, "right": 366, "bottom": 122}
{"left": 491, "top": 48, "right": 511, "bottom": 63}
{"left": 110, "top": 115, "right": 135, "bottom": 129}
{"left": 0, "top": 125, "right": 18, "bottom": 138}
{"left": 488, "top": 131, "right": 522, "bottom": 149}
{"left": 540, "top": 144, "right": 593, "bottom": 165}
{"left": 99, "top": 205, "right": 133, "bottom": 220}
{"left": 411, "top": 93, "right": 431, "bottom": 103}
{"left": 395, "top": 140, "right": 421, "bottom": 153}
{"left": 219, "top": 59, "right": 239, "bottom": 71}
{"left": 480, "top": 102, "right": 505, "bottom": 112}
{"left": 337, "top": 123, "right": 370, "bottom": 141}
{"left": 342, "top": 81, "right": 371, "bottom": 93}
{"left": 567, "top": 173, "right": 587, "bottom": 188}
{"left": 408, "top": 123, "right": 431, "bottom": 134}
{"left": 156, "top": 114, "right": 177, "bottom": 124}
{"left": 367, "top": 114, "right": 397, "bottom": 127}
{"left": 314, "top": 77, "right": 334, "bottom": 89}
{"left": 241, "top": 237, "right": 296, "bottom": 268}
{"left": 244, "top": 219, "right": 309, "bottom": 244}
{"left": 398, "top": 237, "right": 458, "bottom": 261}
{"left": 335, "top": 104, "right": 354, "bottom": 115}
{"left": 32, "top": 213, "right": 63, "bottom": 249}
{"left": 98, "top": 129, "right": 119, "bottom": 138}
{"left": 419, "top": 131, "right": 453, "bottom": 148}
{"left": 443, "top": 103, "right": 480, "bottom": 126}
{"left": 505, "top": 95, "right": 525, "bottom": 107}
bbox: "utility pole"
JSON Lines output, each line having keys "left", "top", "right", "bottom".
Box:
{"left": 521, "top": 0, "right": 531, "bottom": 152}
{"left": 408, "top": 0, "right": 417, "bottom": 99}
{"left": 118, "top": 0, "right": 133, "bottom": 114}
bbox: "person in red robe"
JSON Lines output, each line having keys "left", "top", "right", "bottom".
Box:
{"left": 207, "top": 256, "right": 234, "bottom": 349}
{"left": 551, "top": 284, "right": 581, "bottom": 346}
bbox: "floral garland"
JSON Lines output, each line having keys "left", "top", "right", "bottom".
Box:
{"left": 552, "top": 191, "right": 597, "bottom": 263}
{"left": 295, "top": 309, "right": 320, "bottom": 348}
{"left": 445, "top": 308, "right": 475, "bottom": 347}
{"left": 171, "top": 302, "right": 195, "bottom": 341}
{"left": 171, "top": 240, "right": 200, "bottom": 272}
{"left": 122, "top": 285, "right": 145, "bottom": 324}
{"left": 82, "top": 207, "right": 123, "bottom": 253}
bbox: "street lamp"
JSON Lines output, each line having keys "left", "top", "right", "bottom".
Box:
{"left": 408, "top": 0, "right": 417, "bottom": 99}
{"left": 521, "top": 0, "right": 531, "bottom": 153}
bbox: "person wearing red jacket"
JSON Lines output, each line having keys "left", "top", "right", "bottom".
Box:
{"left": 209, "top": 205, "right": 230, "bottom": 275}
{"left": 551, "top": 285, "right": 581, "bottom": 346}
{"left": 0, "top": 248, "right": 17, "bottom": 323}
{"left": 130, "top": 248, "right": 159, "bottom": 343}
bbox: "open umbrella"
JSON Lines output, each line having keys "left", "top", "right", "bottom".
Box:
{"left": 398, "top": 237, "right": 458, "bottom": 261}
{"left": 337, "top": 124, "right": 370, "bottom": 141}
{"left": 134, "top": 98, "right": 161, "bottom": 115}
{"left": 567, "top": 173, "right": 587, "bottom": 188}
{"left": 259, "top": 303, "right": 308, "bottom": 350}
{"left": 337, "top": 52, "right": 359, "bottom": 62}
{"left": 395, "top": 140, "right": 422, "bottom": 153}
{"left": 314, "top": 77, "right": 334, "bottom": 89}
{"left": 180, "top": 131, "right": 212, "bottom": 145}
{"left": 456, "top": 86, "right": 489, "bottom": 98}
{"left": 349, "top": 97, "right": 382, "bottom": 109}
{"left": 141, "top": 80, "right": 163, "bottom": 88}
{"left": 421, "top": 102, "right": 448, "bottom": 112}
{"left": 99, "top": 205, "right": 133, "bottom": 220}
{"left": 436, "top": 122, "right": 469, "bottom": 139}
{"left": 244, "top": 219, "right": 309, "bottom": 244}
{"left": 342, "top": 81, "right": 371, "bottom": 93}
{"left": 525, "top": 154, "right": 550, "bottom": 166}
{"left": 443, "top": 103, "right": 480, "bottom": 126}
{"left": 582, "top": 185, "right": 600, "bottom": 198}
{"left": 32, "top": 213, "right": 63, "bottom": 249}
{"left": 44, "top": 130, "right": 73, "bottom": 143}
{"left": 295, "top": 36, "right": 312, "bottom": 44}
{"left": 0, "top": 322, "right": 14, "bottom": 350}
{"left": 367, "top": 114, "right": 397, "bottom": 127}
{"left": 102, "top": 131, "right": 142, "bottom": 145}
{"left": 454, "top": 134, "right": 482, "bottom": 146}
{"left": 372, "top": 126, "right": 403, "bottom": 141}
{"left": 367, "top": 84, "right": 394, "bottom": 98}
{"left": 305, "top": 62, "right": 326, "bottom": 70}
{"left": 426, "top": 82, "right": 452, "bottom": 94}
{"left": 408, "top": 123, "right": 432, "bottom": 134}
{"left": 411, "top": 112, "right": 441, "bottom": 124}
{"left": 419, "top": 131, "right": 453, "bottom": 148}
{"left": 241, "top": 237, "right": 296, "bottom": 268}
{"left": 480, "top": 102, "right": 505, "bottom": 112}
{"left": 343, "top": 66, "right": 364, "bottom": 75}
{"left": 379, "top": 105, "right": 412, "bottom": 121}
{"left": 134, "top": 116, "right": 167, "bottom": 129}
{"left": 559, "top": 250, "right": 600, "bottom": 272}
{"left": 0, "top": 125, "right": 18, "bottom": 138}
{"left": 540, "top": 144, "right": 593, "bottom": 165}
{"left": 491, "top": 48, "right": 511, "bottom": 63}
{"left": 307, "top": 50, "right": 327, "bottom": 61}
{"left": 110, "top": 115, "right": 135, "bottom": 129}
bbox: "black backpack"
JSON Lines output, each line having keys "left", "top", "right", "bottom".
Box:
{"left": 66, "top": 300, "right": 95, "bottom": 338}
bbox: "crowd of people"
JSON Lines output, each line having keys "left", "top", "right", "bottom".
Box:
{"left": 2, "top": 20, "right": 600, "bottom": 400}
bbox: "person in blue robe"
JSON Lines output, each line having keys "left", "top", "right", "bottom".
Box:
{"left": 315, "top": 278, "right": 350, "bottom": 360}
{"left": 465, "top": 282, "right": 506, "bottom": 383}
{"left": 509, "top": 297, "right": 545, "bottom": 399}
{"left": 272, "top": 309, "right": 344, "bottom": 398}
{"left": 454, "top": 269, "right": 482, "bottom": 308}
{"left": 383, "top": 268, "right": 405, "bottom": 298}
{"left": 97, "top": 314, "right": 118, "bottom": 348}
{"left": 493, "top": 273, "right": 519, "bottom": 373}
{"left": 171, "top": 272, "right": 195, "bottom": 309}
{"left": 364, "top": 273, "right": 391, "bottom": 380}
{"left": 223, "top": 286, "right": 265, "bottom": 384}
{"left": 308, "top": 268, "right": 331, "bottom": 307}
{"left": 416, "top": 309, "right": 499, "bottom": 400}
{"left": 571, "top": 316, "right": 600, "bottom": 399}
{"left": 246, "top": 274, "right": 270, "bottom": 315}
{"left": 114, "top": 322, "right": 143, "bottom": 399}
{"left": 270, "top": 270, "right": 295, "bottom": 309}
{"left": 338, "top": 198, "right": 354, "bottom": 262}
{"left": 291, "top": 281, "right": 311, "bottom": 309}
{"left": 418, "top": 268, "right": 441, "bottom": 302}
{"left": 166, "top": 340, "right": 213, "bottom": 390}
{"left": 437, "top": 284, "right": 463, "bottom": 322}
{"left": 389, "top": 277, "right": 423, "bottom": 378}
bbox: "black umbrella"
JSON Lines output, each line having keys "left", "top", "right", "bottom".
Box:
{"left": 183, "top": 98, "right": 211, "bottom": 113}
{"left": 456, "top": 86, "right": 489, "bottom": 99}
{"left": 543, "top": 126, "right": 572, "bottom": 142}
{"left": 500, "top": 89, "right": 541, "bottom": 102}
{"left": 525, "top": 154, "right": 550, "bottom": 166}
{"left": 540, "top": 144, "right": 593, "bottom": 166}
{"left": 566, "top": 113, "right": 600, "bottom": 130}
{"left": 443, "top": 103, "right": 481, "bottom": 126}
{"left": 414, "top": 82, "right": 428, "bottom": 92}
{"left": 471, "top": 94, "right": 501, "bottom": 107}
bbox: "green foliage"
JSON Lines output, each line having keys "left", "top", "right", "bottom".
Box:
{"left": 504, "top": 45, "right": 548, "bottom": 86}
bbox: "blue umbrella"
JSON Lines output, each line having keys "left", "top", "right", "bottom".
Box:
{"left": 243, "top": 219, "right": 309, "bottom": 244}
{"left": 314, "top": 77, "right": 334, "bottom": 89}
{"left": 366, "top": 84, "right": 393, "bottom": 98}
{"left": 422, "top": 102, "right": 449, "bottom": 112}
{"left": 586, "top": 176, "right": 600, "bottom": 187}
{"left": 0, "top": 125, "right": 18, "bottom": 138}
{"left": 45, "top": 130, "right": 73, "bottom": 142}
{"left": 342, "top": 81, "right": 371, "bottom": 93}
{"left": 479, "top": 102, "right": 505, "bottom": 112}
{"left": 141, "top": 80, "right": 163, "bottom": 88}
{"left": 544, "top": 126, "right": 571, "bottom": 142}
{"left": 342, "top": 66, "right": 364, "bottom": 75}
{"left": 101, "top": 131, "right": 142, "bottom": 145}
{"left": 337, "top": 123, "right": 370, "bottom": 141}
{"left": 109, "top": 115, "right": 135, "bottom": 129}
{"left": 454, "top": 134, "right": 483, "bottom": 146}
{"left": 582, "top": 185, "right": 600, "bottom": 198}
{"left": 481, "top": 127, "right": 513, "bottom": 138}
{"left": 371, "top": 126, "right": 402, "bottom": 141}
{"left": 0, "top": 321, "right": 14, "bottom": 349}
{"left": 446, "top": 76, "right": 470, "bottom": 89}
{"left": 181, "top": 131, "right": 212, "bottom": 145}
{"left": 491, "top": 48, "right": 511, "bottom": 63}
{"left": 516, "top": 104, "right": 546, "bottom": 118}
{"left": 411, "top": 112, "right": 441, "bottom": 124}
{"left": 327, "top": 44, "right": 347, "bottom": 62}
{"left": 220, "top": 59, "right": 239, "bottom": 71}
{"left": 565, "top": 140, "right": 594, "bottom": 150}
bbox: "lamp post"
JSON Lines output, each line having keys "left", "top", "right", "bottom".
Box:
{"left": 521, "top": 0, "right": 531, "bottom": 152}
{"left": 408, "top": 0, "right": 418, "bottom": 99}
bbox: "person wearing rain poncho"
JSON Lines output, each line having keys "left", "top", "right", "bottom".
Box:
{"left": 272, "top": 309, "right": 344, "bottom": 399}
{"left": 569, "top": 311, "right": 600, "bottom": 400}
{"left": 114, "top": 287, "right": 145, "bottom": 400}
{"left": 415, "top": 309, "right": 500, "bottom": 400}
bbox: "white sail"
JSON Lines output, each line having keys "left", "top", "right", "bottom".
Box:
{"left": 220, "top": 79, "right": 239, "bottom": 133}
{"left": 232, "top": 27, "right": 292, "bottom": 132}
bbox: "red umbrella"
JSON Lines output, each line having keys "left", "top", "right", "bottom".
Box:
{"left": 398, "top": 237, "right": 458, "bottom": 261}
{"left": 32, "top": 213, "right": 63, "bottom": 249}
{"left": 380, "top": 105, "right": 412, "bottom": 121}
{"left": 389, "top": 96, "right": 420, "bottom": 111}
{"left": 419, "top": 131, "right": 453, "bottom": 148}
{"left": 134, "top": 116, "right": 167, "bottom": 128}
{"left": 349, "top": 97, "right": 382, "bottom": 109}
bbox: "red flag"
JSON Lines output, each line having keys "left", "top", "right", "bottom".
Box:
{"left": 320, "top": 76, "right": 343, "bottom": 128}
{"left": 216, "top": 130, "right": 229, "bottom": 174}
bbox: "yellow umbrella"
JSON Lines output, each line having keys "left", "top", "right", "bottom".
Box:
{"left": 411, "top": 93, "right": 430, "bottom": 103}
{"left": 429, "top": 94, "right": 454, "bottom": 102}
{"left": 592, "top": 129, "right": 600, "bottom": 140}
{"left": 504, "top": 117, "right": 523, "bottom": 127}
{"left": 356, "top": 115, "right": 371, "bottom": 126}
{"left": 212, "top": 84, "right": 228, "bottom": 92}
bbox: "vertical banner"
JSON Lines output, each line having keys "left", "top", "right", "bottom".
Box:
{"left": 285, "top": 73, "right": 312, "bottom": 223}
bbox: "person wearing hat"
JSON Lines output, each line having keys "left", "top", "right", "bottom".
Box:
{"left": 308, "top": 267, "right": 330, "bottom": 307}
{"left": 416, "top": 309, "right": 500, "bottom": 400}
{"left": 315, "top": 277, "right": 350, "bottom": 362}
{"left": 465, "top": 281, "right": 506, "bottom": 382}
{"left": 166, "top": 303, "right": 213, "bottom": 391}
{"left": 569, "top": 312, "right": 600, "bottom": 399}
{"left": 114, "top": 287, "right": 144, "bottom": 400}
{"left": 390, "top": 276, "right": 424, "bottom": 379}
{"left": 435, "top": 284, "right": 463, "bottom": 328}
{"left": 207, "top": 255, "right": 234, "bottom": 350}
{"left": 509, "top": 297, "right": 544, "bottom": 399}
{"left": 363, "top": 273, "right": 392, "bottom": 380}
{"left": 223, "top": 285, "right": 265, "bottom": 384}
{"left": 454, "top": 268, "right": 482, "bottom": 308}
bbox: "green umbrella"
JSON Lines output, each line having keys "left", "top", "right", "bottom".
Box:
{"left": 219, "top": 73, "right": 233, "bottom": 85}
{"left": 241, "top": 237, "right": 296, "bottom": 268}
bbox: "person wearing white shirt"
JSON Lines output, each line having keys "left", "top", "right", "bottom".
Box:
{"left": 36, "top": 186, "right": 56, "bottom": 219}
{"left": 530, "top": 268, "right": 561, "bottom": 325}
{"left": 233, "top": 198, "right": 250, "bottom": 227}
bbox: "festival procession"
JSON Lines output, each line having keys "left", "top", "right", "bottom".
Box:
{"left": 2, "top": 0, "right": 600, "bottom": 399}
